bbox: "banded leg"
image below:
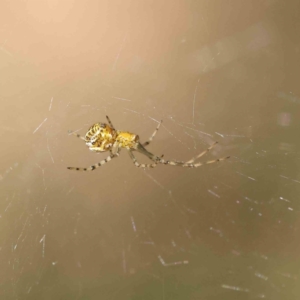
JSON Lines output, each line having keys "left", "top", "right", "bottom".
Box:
{"left": 186, "top": 141, "right": 218, "bottom": 163}
{"left": 68, "top": 130, "right": 86, "bottom": 141}
{"left": 137, "top": 140, "right": 229, "bottom": 168}
{"left": 67, "top": 153, "right": 119, "bottom": 171}
{"left": 143, "top": 120, "right": 162, "bottom": 147}
{"left": 128, "top": 151, "right": 164, "bottom": 168}
{"left": 106, "top": 115, "right": 115, "bottom": 130}
{"left": 158, "top": 155, "right": 230, "bottom": 168}
{"left": 67, "top": 142, "right": 120, "bottom": 171}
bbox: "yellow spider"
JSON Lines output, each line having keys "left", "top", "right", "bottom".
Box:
{"left": 67, "top": 116, "right": 229, "bottom": 171}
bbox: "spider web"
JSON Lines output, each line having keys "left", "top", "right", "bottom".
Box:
{"left": 1, "top": 1, "right": 300, "bottom": 299}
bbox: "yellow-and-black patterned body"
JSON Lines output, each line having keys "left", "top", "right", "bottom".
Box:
{"left": 67, "top": 116, "right": 229, "bottom": 171}
{"left": 85, "top": 123, "right": 117, "bottom": 152}
{"left": 84, "top": 123, "right": 139, "bottom": 152}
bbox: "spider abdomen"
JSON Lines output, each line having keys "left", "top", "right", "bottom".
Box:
{"left": 85, "top": 123, "right": 117, "bottom": 152}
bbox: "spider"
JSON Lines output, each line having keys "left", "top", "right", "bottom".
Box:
{"left": 67, "top": 116, "right": 229, "bottom": 171}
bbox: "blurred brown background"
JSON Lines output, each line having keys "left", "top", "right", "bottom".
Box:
{"left": 1, "top": 1, "right": 300, "bottom": 299}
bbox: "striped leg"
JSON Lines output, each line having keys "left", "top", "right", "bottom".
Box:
{"left": 155, "top": 142, "right": 229, "bottom": 167}
{"left": 106, "top": 115, "right": 115, "bottom": 129}
{"left": 186, "top": 141, "right": 218, "bottom": 163}
{"left": 68, "top": 130, "right": 86, "bottom": 141}
{"left": 137, "top": 140, "right": 229, "bottom": 168}
{"left": 67, "top": 153, "right": 119, "bottom": 171}
{"left": 192, "top": 155, "right": 230, "bottom": 167}
{"left": 67, "top": 142, "right": 120, "bottom": 171}
{"left": 143, "top": 120, "right": 162, "bottom": 147}
{"left": 158, "top": 155, "right": 230, "bottom": 168}
{"left": 128, "top": 150, "right": 163, "bottom": 168}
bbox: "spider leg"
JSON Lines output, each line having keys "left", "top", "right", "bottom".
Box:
{"left": 186, "top": 141, "right": 218, "bottom": 163}
{"left": 128, "top": 150, "right": 158, "bottom": 168}
{"left": 142, "top": 120, "right": 163, "bottom": 147}
{"left": 67, "top": 153, "right": 119, "bottom": 171}
{"left": 68, "top": 130, "right": 86, "bottom": 141}
{"left": 106, "top": 115, "right": 115, "bottom": 130}
{"left": 136, "top": 143, "right": 162, "bottom": 162}
{"left": 190, "top": 155, "right": 230, "bottom": 167}
{"left": 137, "top": 140, "right": 229, "bottom": 168}
{"left": 128, "top": 150, "right": 164, "bottom": 168}
{"left": 158, "top": 155, "right": 230, "bottom": 168}
{"left": 67, "top": 142, "right": 120, "bottom": 171}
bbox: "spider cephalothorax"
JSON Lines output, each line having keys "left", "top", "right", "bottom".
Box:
{"left": 67, "top": 116, "right": 229, "bottom": 171}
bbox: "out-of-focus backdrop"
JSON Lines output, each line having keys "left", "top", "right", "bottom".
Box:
{"left": 1, "top": 1, "right": 300, "bottom": 299}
